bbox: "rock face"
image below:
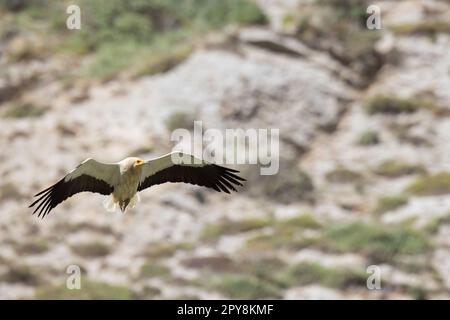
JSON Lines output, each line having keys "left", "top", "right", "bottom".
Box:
{"left": 1, "top": 0, "right": 450, "bottom": 300}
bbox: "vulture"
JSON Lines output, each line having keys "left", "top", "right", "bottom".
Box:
{"left": 29, "top": 152, "right": 245, "bottom": 218}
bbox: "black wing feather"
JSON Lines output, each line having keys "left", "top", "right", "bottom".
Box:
{"left": 29, "top": 174, "right": 113, "bottom": 219}
{"left": 138, "top": 164, "right": 245, "bottom": 193}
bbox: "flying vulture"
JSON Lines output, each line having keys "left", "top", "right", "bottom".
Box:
{"left": 29, "top": 152, "right": 245, "bottom": 218}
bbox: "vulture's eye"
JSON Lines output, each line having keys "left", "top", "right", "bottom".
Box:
{"left": 135, "top": 160, "right": 145, "bottom": 166}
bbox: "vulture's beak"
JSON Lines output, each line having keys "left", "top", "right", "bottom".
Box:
{"left": 136, "top": 160, "right": 145, "bottom": 166}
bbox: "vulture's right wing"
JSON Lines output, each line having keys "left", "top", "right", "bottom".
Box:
{"left": 29, "top": 159, "right": 120, "bottom": 218}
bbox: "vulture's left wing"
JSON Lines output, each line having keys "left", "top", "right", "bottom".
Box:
{"left": 29, "top": 159, "right": 120, "bottom": 218}
{"left": 138, "top": 152, "right": 245, "bottom": 193}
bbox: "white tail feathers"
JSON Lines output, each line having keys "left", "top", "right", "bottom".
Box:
{"left": 103, "top": 193, "right": 140, "bottom": 213}
{"left": 127, "top": 193, "right": 140, "bottom": 211}
{"left": 103, "top": 194, "right": 118, "bottom": 212}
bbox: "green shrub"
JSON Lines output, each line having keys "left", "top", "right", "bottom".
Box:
{"left": 244, "top": 224, "right": 318, "bottom": 252}
{"left": 8, "top": 0, "right": 266, "bottom": 79}
{"left": 244, "top": 214, "right": 322, "bottom": 250}
{"left": 392, "top": 21, "right": 450, "bottom": 37}
{"left": 325, "top": 168, "right": 362, "bottom": 183}
{"left": 206, "top": 274, "right": 281, "bottom": 299}
{"left": 357, "top": 130, "right": 380, "bottom": 146}
{"left": 35, "top": 280, "right": 131, "bottom": 299}
{"left": 406, "top": 173, "right": 450, "bottom": 196}
{"left": 64, "top": 0, "right": 266, "bottom": 52}
{"left": 131, "top": 43, "right": 193, "bottom": 78}
{"left": 322, "top": 222, "right": 429, "bottom": 262}
{"left": 425, "top": 213, "right": 450, "bottom": 234}
{"left": 140, "top": 242, "right": 180, "bottom": 259}
{"left": 3, "top": 103, "right": 46, "bottom": 118}
{"left": 374, "top": 195, "right": 408, "bottom": 214}
{"left": 85, "top": 42, "right": 142, "bottom": 81}
{"left": 274, "top": 262, "right": 366, "bottom": 289}
{"left": 373, "top": 160, "right": 426, "bottom": 178}
{"left": 140, "top": 261, "right": 171, "bottom": 279}
{"left": 408, "top": 286, "right": 428, "bottom": 300}
{"left": 181, "top": 256, "right": 238, "bottom": 273}
{"left": 277, "top": 214, "right": 321, "bottom": 230}
{"left": 71, "top": 242, "right": 111, "bottom": 258}
{"left": 365, "top": 95, "right": 424, "bottom": 115}
{"left": 241, "top": 256, "right": 287, "bottom": 282}
{"left": 202, "top": 217, "right": 272, "bottom": 241}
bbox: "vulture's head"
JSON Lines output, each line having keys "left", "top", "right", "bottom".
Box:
{"left": 120, "top": 157, "right": 145, "bottom": 173}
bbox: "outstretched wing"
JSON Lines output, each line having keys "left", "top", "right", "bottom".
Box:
{"left": 138, "top": 152, "right": 245, "bottom": 193}
{"left": 29, "top": 159, "right": 120, "bottom": 218}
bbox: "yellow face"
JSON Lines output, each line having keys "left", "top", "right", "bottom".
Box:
{"left": 134, "top": 159, "right": 145, "bottom": 167}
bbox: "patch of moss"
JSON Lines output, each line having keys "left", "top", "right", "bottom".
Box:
{"left": 84, "top": 41, "right": 142, "bottom": 81}
{"left": 70, "top": 242, "right": 111, "bottom": 258}
{"left": 274, "top": 262, "right": 366, "bottom": 289}
{"left": 35, "top": 280, "right": 131, "bottom": 299}
{"left": 241, "top": 256, "right": 287, "bottom": 282}
{"left": 65, "top": 0, "right": 266, "bottom": 51}
{"left": 140, "top": 261, "right": 171, "bottom": 279}
{"left": 407, "top": 286, "right": 428, "bottom": 300}
{"left": 245, "top": 228, "right": 317, "bottom": 252}
{"left": 406, "top": 173, "right": 450, "bottom": 196}
{"left": 424, "top": 213, "right": 450, "bottom": 234}
{"left": 181, "top": 255, "right": 238, "bottom": 273}
{"left": 392, "top": 21, "right": 450, "bottom": 37}
{"left": 321, "top": 222, "right": 429, "bottom": 262}
{"left": 373, "top": 160, "right": 426, "bottom": 178}
{"left": 141, "top": 243, "right": 178, "bottom": 259}
{"left": 243, "top": 214, "right": 322, "bottom": 251}
{"left": 374, "top": 195, "right": 408, "bottom": 215}
{"left": 356, "top": 130, "right": 380, "bottom": 146}
{"left": 205, "top": 274, "right": 282, "bottom": 299}
{"left": 325, "top": 168, "right": 363, "bottom": 184}
{"left": 83, "top": 36, "right": 192, "bottom": 80}
{"left": 201, "top": 217, "right": 272, "bottom": 241}
{"left": 3, "top": 103, "right": 46, "bottom": 118}
{"left": 131, "top": 43, "right": 193, "bottom": 78}
{"left": 277, "top": 213, "right": 322, "bottom": 230}
{"left": 365, "top": 95, "right": 424, "bottom": 115}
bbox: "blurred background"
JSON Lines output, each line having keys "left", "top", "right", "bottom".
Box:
{"left": 1, "top": 0, "right": 450, "bottom": 299}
